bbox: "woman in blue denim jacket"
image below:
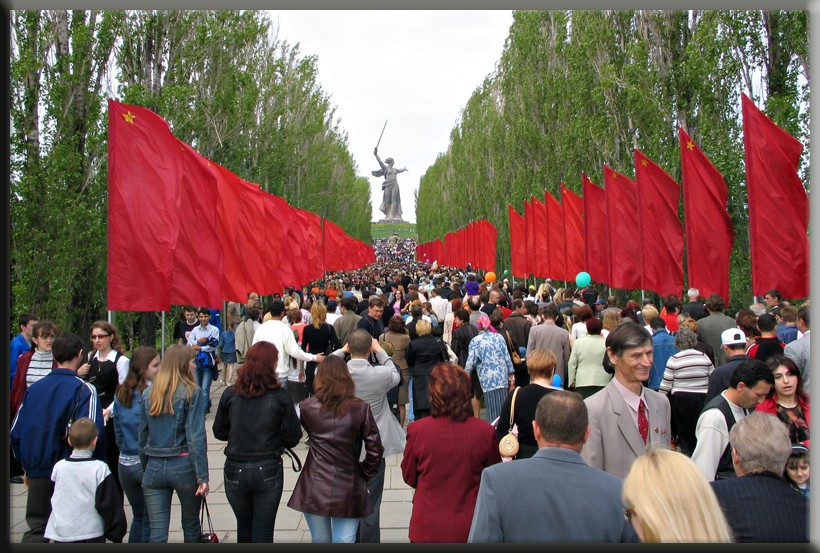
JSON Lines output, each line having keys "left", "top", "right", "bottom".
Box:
{"left": 138, "top": 344, "right": 209, "bottom": 543}
{"left": 113, "top": 346, "right": 160, "bottom": 542}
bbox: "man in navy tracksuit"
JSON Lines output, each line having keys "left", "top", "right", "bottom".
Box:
{"left": 11, "top": 333, "right": 105, "bottom": 543}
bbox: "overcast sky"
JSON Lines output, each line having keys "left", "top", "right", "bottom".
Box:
{"left": 269, "top": 10, "right": 514, "bottom": 224}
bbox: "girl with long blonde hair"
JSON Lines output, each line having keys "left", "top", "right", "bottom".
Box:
{"left": 140, "top": 344, "right": 209, "bottom": 542}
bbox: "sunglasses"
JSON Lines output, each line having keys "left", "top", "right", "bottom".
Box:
{"left": 91, "top": 333, "right": 110, "bottom": 340}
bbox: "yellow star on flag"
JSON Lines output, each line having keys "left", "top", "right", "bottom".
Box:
{"left": 122, "top": 111, "right": 136, "bottom": 124}
{"left": 641, "top": 158, "right": 648, "bottom": 167}
{"left": 687, "top": 141, "right": 695, "bottom": 150}
{"left": 611, "top": 172, "right": 617, "bottom": 179}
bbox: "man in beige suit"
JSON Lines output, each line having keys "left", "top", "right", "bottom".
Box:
{"left": 581, "top": 322, "right": 671, "bottom": 479}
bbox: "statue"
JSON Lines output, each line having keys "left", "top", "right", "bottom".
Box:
{"left": 372, "top": 147, "right": 407, "bottom": 221}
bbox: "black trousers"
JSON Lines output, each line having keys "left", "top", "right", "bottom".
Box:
{"left": 669, "top": 391, "right": 707, "bottom": 456}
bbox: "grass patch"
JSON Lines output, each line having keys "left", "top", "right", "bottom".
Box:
{"left": 371, "top": 222, "right": 417, "bottom": 239}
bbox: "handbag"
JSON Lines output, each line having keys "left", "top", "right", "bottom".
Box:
{"left": 283, "top": 447, "right": 303, "bottom": 472}
{"left": 505, "top": 331, "right": 522, "bottom": 365}
{"left": 498, "top": 386, "right": 521, "bottom": 458}
{"left": 200, "top": 496, "right": 219, "bottom": 543}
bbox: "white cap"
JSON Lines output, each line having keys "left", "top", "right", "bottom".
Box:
{"left": 721, "top": 328, "right": 747, "bottom": 346}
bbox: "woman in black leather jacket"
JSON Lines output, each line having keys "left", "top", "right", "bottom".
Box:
{"left": 212, "top": 341, "right": 302, "bottom": 543}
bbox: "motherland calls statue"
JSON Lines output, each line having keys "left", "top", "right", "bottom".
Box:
{"left": 372, "top": 147, "right": 408, "bottom": 221}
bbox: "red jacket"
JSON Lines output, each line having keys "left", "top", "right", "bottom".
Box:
{"left": 756, "top": 395, "right": 810, "bottom": 448}
{"left": 10, "top": 350, "right": 58, "bottom": 422}
{"left": 401, "top": 415, "right": 501, "bottom": 542}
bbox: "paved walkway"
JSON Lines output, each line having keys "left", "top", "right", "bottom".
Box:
{"left": 10, "top": 380, "right": 429, "bottom": 543}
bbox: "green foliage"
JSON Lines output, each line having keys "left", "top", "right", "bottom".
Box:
{"left": 416, "top": 9, "right": 809, "bottom": 307}
{"left": 9, "top": 9, "right": 372, "bottom": 336}
{"left": 371, "top": 223, "right": 417, "bottom": 240}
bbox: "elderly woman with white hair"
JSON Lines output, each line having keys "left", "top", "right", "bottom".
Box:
{"left": 659, "top": 326, "right": 714, "bottom": 455}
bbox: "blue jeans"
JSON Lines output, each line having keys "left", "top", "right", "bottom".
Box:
{"left": 224, "top": 458, "right": 284, "bottom": 543}
{"left": 304, "top": 513, "right": 360, "bottom": 543}
{"left": 195, "top": 366, "right": 214, "bottom": 407}
{"left": 119, "top": 462, "right": 150, "bottom": 543}
{"left": 407, "top": 376, "right": 415, "bottom": 422}
{"left": 142, "top": 456, "right": 202, "bottom": 543}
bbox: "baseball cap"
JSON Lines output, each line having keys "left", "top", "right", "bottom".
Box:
{"left": 721, "top": 328, "right": 747, "bottom": 346}
{"left": 595, "top": 298, "right": 606, "bottom": 305}
{"left": 528, "top": 285, "right": 536, "bottom": 290}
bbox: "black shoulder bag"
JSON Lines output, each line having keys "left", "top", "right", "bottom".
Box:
{"left": 283, "top": 447, "right": 302, "bottom": 472}
{"left": 61, "top": 385, "right": 83, "bottom": 446}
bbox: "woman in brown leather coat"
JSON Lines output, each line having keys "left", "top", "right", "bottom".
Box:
{"left": 287, "top": 356, "right": 384, "bottom": 543}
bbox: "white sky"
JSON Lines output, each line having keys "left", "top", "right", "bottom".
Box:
{"left": 269, "top": 10, "right": 514, "bottom": 224}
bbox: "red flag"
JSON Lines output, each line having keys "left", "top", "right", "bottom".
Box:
{"left": 214, "top": 167, "right": 270, "bottom": 301}
{"left": 531, "top": 196, "right": 549, "bottom": 278}
{"left": 524, "top": 199, "right": 534, "bottom": 277}
{"left": 562, "top": 184, "right": 585, "bottom": 283}
{"left": 605, "top": 165, "right": 641, "bottom": 290}
{"left": 465, "top": 223, "right": 473, "bottom": 270}
{"left": 583, "top": 173, "right": 609, "bottom": 286}
{"left": 107, "top": 99, "right": 182, "bottom": 311}
{"left": 635, "top": 149, "right": 684, "bottom": 297}
{"left": 443, "top": 232, "right": 453, "bottom": 267}
{"left": 172, "top": 141, "right": 225, "bottom": 308}
{"left": 324, "top": 218, "right": 348, "bottom": 271}
{"left": 508, "top": 205, "right": 527, "bottom": 278}
{"left": 679, "top": 128, "right": 734, "bottom": 303}
{"left": 262, "top": 193, "right": 298, "bottom": 293}
{"left": 479, "top": 219, "right": 497, "bottom": 273}
{"left": 742, "top": 94, "right": 809, "bottom": 299}
{"left": 432, "top": 239, "right": 444, "bottom": 266}
{"left": 287, "top": 207, "right": 311, "bottom": 286}
{"left": 546, "top": 191, "right": 565, "bottom": 281}
{"left": 300, "top": 208, "right": 324, "bottom": 281}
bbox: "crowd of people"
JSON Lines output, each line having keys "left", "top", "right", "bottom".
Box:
{"left": 8, "top": 234, "right": 811, "bottom": 542}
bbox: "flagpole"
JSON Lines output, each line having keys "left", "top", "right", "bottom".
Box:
{"left": 161, "top": 311, "right": 166, "bottom": 355}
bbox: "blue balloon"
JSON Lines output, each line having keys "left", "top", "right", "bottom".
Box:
{"left": 575, "top": 271, "right": 591, "bottom": 288}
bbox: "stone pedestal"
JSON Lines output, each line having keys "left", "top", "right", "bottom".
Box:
{"left": 378, "top": 218, "right": 406, "bottom": 224}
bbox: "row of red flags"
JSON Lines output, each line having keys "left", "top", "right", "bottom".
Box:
{"left": 107, "top": 99, "right": 375, "bottom": 312}
{"left": 416, "top": 219, "right": 498, "bottom": 273}
{"left": 415, "top": 94, "right": 809, "bottom": 302}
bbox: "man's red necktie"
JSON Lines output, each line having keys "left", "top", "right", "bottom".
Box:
{"left": 638, "top": 399, "right": 649, "bottom": 444}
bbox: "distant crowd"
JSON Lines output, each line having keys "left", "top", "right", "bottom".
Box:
{"left": 9, "top": 234, "right": 810, "bottom": 543}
